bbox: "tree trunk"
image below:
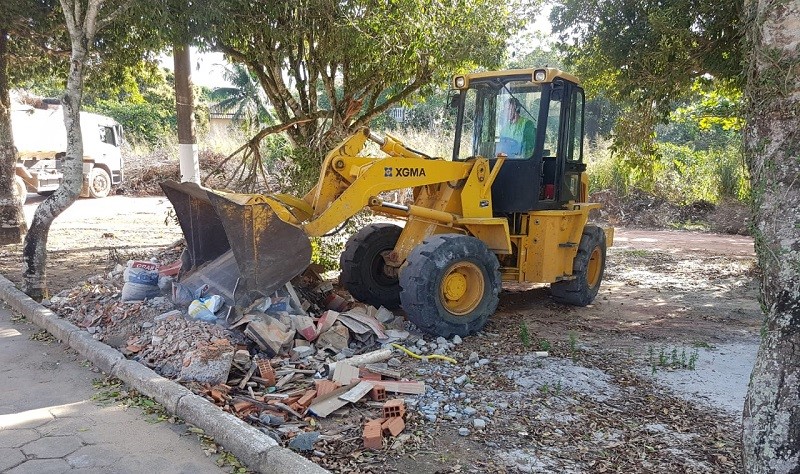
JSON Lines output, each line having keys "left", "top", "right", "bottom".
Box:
{"left": 0, "top": 29, "right": 26, "bottom": 245}
{"left": 22, "top": 32, "right": 87, "bottom": 300}
{"left": 741, "top": 1, "right": 800, "bottom": 473}
{"left": 173, "top": 43, "right": 199, "bottom": 183}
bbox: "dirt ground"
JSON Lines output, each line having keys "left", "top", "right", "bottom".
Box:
{"left": 0, "top": 194, "right": 761, "bottom": 473}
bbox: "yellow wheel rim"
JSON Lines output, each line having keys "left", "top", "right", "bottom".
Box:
{"left": 587, "top": 246, "right": 602, "bottom": 287}
{"left": 440, "top": 262, "right": 484, "bottom": 316}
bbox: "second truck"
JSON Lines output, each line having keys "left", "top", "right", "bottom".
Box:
{"left": 11, "top": 104, "right": 124, "bottom": 205}
{"left": 163, "top": 68, "right": 613, "bottom": 338}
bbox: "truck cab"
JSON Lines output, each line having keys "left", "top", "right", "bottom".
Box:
{"left": 11, "top": 105, "right": 124, "bottom": 204}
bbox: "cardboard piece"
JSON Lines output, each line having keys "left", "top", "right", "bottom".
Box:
{"left": 308, "top": 384, "right": 354, "bottom": 417}
{"left": 332, "top": 362, "right": 360, "bottom": 385}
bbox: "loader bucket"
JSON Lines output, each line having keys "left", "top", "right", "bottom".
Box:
{"left": 161, "top": 180, "right": 312, "bottom": 306}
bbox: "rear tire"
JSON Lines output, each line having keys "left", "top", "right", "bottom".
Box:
{"left": 550, "top": 225, "right": 606, "bottom": 306}
{"left": 340, "top": 223, "right": 403, "bottom": 309}
{"left": 86, "top": 167, "right": 111, "bottom": 198}
{"left": 400, "top": 234, "right": 500, "bottom": 338}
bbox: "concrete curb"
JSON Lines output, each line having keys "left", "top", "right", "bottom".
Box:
{"left": 0, "top": 275, "right": 328, "bottom": 474}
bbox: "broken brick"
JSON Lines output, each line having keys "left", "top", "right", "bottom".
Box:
{"left": 359, "top": 368, "right": 382, "bottom": 381}
{"left": 382, "top": 399, "right": 406, "bottom": 419}
{"left": 257, "top": 359, "right": 276, "bottom": 386}
{"left": 381, "top": 416, "right": 405, "bottom": 437}
{"left": 314, "top": 380, "right": 340, "bottom": 398}
{"left": 369, "top": 385, "right": 387, "bottom": 402}
{"left": 284, "top": 396, "right": 301, "bottom": 406}
{"left": 297, "top": 389, "right": 317, "bottom": 407}
{"left": 232, "top": 400, "right": 256, "bottom": 413}
{"left": 363, "top": 420, "right": 383, "bottom": 450}
{"left": 209, "top": 389, "right": 225, "bottom": 403}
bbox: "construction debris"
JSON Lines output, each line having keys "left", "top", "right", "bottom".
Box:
{"left": 47, "top": 250, "right": 460, "bottom": 464}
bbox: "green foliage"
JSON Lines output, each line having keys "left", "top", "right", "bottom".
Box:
{"left": 89, "top": 100, "right": 175, "bottom": 146}
{"left": 538, "top": 338, "right": 552, "bottom": 352}
{"left": 586, "top": 77, "right": 749, "bottom": 205}
{"left": 210, "top": 64, "right": 272, "bottom": 130}
{"left": 551, "top": 0, "right": 744, "bottom": 182}
{"left": 648, "top": 346, "right": 700, "bottom": 373}
{"left": 568, "top": 331, "right": 578, "bottom": 359}
{"left": 81, "top": 66, "right": 180, "bottom": 147}
{"left": 520, "top": 322, "right": 531, "bottom": 347}
{"left": 552, "top": 0, "right": 743, "bottom": 110}
{"left": 204, "top": 0, "right": 519, "bottom": 165}
{"left": 656, "top": 141, "right": 748, "bottom": 203}
{"left": 310, "top": 237, "right": 338, "bottom": 270}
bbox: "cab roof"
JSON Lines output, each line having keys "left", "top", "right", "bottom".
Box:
{"left": 453, "top": 68, "right": 581, "bottom": 89}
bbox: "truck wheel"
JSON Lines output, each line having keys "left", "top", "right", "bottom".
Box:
{"left": 400, "top": 234, "right": 500, "bottom": 338}
{"left": 87, "top": 167, "right": 111, "bottom": 198}
{"left": 550, "top": 225, "right": 606, "bottom": 306}
{"left": 340, "top": 223, "right": 403, "bottom": 309}
{"left": 13, "top": 176, "right": 26, "bottom": 206}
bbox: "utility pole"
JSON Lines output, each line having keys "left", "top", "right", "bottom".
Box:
{"left": 173, "top": 44, "right": 199, "bottom": 183}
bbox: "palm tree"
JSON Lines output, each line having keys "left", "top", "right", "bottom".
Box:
{"left": 210, "top": 64, "right": 271, "bottom": 130}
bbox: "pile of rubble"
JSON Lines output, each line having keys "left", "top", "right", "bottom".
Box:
{"left": 46, "top": 253, "right": 468, "bottom": 456}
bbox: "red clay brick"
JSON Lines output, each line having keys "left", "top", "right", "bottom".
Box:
{"left": 297, "top": 389, "right": 318, "bottom": 407}
{"left": 359, "top": 368, "right": 382, "bottom": 381}
{"left": 381, "top": 416, "right": 405, "bottom": 437}
{"left": 363, "top": 420, "right": 383, "bottom": 450}
{"left": 257, "top": 359, "right": 276, "bottom": 386}
{"left": 382, "top": 398, "right": 406, "bottom": 419}
{"left": 314, "top": 380, "right": 340, "bottom": 397}
{"left": 284, "top": 396, "right": 301, "bottom": 406}
{"left": 369, "top": 385, "right": 386, "bottom": 402}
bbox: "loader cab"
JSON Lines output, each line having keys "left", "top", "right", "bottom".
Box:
{"left": 450, "top": 68, "right": 586, "bottom": 213}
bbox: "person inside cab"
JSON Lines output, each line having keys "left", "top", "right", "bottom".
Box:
{"left": 497, "top": 97, "right": 535, "bottom": 159}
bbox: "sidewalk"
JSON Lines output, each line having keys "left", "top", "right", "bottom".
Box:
{"left": 0, "top": 305, "right": 224, "bottom": 474}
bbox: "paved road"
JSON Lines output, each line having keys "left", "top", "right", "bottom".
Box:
{"left": 0, "top": 304, "right": 224, "bottom": 474}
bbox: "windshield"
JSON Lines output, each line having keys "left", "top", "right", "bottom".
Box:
{"left": 453, "top": 80, "right": 544, "bottom": 160}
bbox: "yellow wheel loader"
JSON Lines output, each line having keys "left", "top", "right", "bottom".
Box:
{"left": 162, "top": 68, "right": 613, "bottom": 338}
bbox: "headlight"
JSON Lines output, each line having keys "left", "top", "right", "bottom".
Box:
{"left": 454, "top": 76, "right": 466, "bottom": 88}
{"left": 534, "top": 69, "right": 547, "bottom": 82}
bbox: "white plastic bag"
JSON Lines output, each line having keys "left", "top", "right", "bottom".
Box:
{"left": 188, "top": 295, "right": 223, "bottom": 322}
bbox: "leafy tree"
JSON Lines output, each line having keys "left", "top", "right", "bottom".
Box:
{"left": 23, "top": 0, "right": 134, "bottom": 299}
{"left": 550, "top": 0, "right": 743, "bottom": 182}
{"left": 202, "top": 0, "right": 520, "bottom": 191}
{"left": 85, "top": 66, "right": 178, "bottom": 146}
{"left": 210, "top": 63, "right": 272, "bottom": 130}
{"left": 741, "top": 0, "right": 800, "bottom": 471}
{"left": 0, "top": 0, "right": 64, "bottom": 245}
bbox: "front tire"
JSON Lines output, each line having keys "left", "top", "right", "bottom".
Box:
{"left": 550, "top": 225, "right": 607, "bottom": 306}
{"left": 13, "top": 176, "right": 27, "bottom": 206}
{"left": 400, "top": 234, "right": 500, "bottom": 338}
{"left": 86, "top": 167, "right": 111, "bottom": 198}
{"left": 340, "top": 223, "right": 403, "bottom": 309}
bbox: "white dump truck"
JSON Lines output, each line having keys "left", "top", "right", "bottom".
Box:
{"left": 11, "top": 105, "right": 124, "bottom": 205}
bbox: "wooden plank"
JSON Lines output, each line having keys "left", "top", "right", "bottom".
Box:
{"left": 338, "top": 381, "right": 375, "bottom": 403}
{"left": 275, "top": 372, "right": 295, "bottom": 389}
{"left": 284, "top": 282, "right": 307, "bottom": 316}
{"left": 332, "top": 362, "right": 359, "bottom": 385}
{"left": 273, "top": 402, "right": 304, "bottom": 419}
{"left": 238, "top": 363, "right": 258, "bottom": 390}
